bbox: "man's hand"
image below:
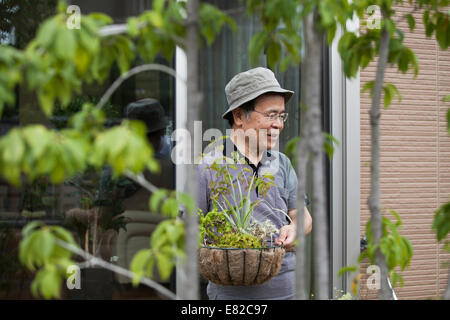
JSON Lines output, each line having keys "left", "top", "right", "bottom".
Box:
{"left": 274, "top": 207, "right": 312, "bottom": 251}
{"left": 275, "top": 224, "right": 296, "bottom": 251}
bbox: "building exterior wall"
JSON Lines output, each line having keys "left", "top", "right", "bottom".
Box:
{"left": 359, "top": 4, "right": 450, "bottom": 299}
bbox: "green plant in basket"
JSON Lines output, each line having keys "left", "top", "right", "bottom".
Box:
{"left": 199, "top": 150, "right": 290, "bottom": 249}
{"left": 198, "top": 150, "right": 290, "bottom": 286}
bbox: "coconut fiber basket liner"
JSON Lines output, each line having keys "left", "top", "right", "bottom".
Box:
{"left": 198, "top": 245, "right": 285, "bottom": 286}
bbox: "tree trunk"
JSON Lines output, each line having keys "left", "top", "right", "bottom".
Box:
{"left": 295, "top": 137, "right": 308, "bottom": 299}
{"left": 301, "top": 10, "right": 328, "bottom": 300}
{"left": 180, "top": 0, "right": 201, "bottom": 300}
{"left": 367, "top": 24, "right": 394, "bottom": 300}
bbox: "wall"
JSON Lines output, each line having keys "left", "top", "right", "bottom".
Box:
{"left": 359, "top": 4, "right": 450, "bottom": 299}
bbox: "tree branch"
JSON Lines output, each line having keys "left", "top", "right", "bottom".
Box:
{"left": 181, "top": 0, "right": 201, "bottom": 300}
{"left": 368, "top": 9, "right": 395, "bottom": 300}
{"left": 95, "top": 63, "right": 186, "bottom": 111}
{"left": 55, "top": 239, "right": 176, "bottom": 300}
{"left": 123, "top": 171, "right": 159, "bottom": 194}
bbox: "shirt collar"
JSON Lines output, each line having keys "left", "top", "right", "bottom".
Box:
{"left": 222, "top": 137, "right": 273, "bottom": 167}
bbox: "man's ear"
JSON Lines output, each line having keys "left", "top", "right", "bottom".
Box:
{"left": 232, "top": 108, "right": 244, "bottom": 127}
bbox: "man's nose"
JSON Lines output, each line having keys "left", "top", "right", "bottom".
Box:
{"left": 271, "top": 117, "right": 283, "bottom": 129}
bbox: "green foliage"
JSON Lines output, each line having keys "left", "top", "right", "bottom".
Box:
{"left": 337, "top": 265, "right": 358, "bottom": 277}
{"left": 0, "top": 125, "right": 91, "bottom": 185}
{"left": 0, "top": 108, "right": 161, "bottom": 188}
{"left": 148, "top": 189, "right": 196, "bottom": 218}
{"left": 125, "top": 0, "right": 235, "bottom": 62}
{"left": 432, "top": 92, "right": 450, "bottom": 256}
{"left": 247, "top": 0, "right": 303, "bottom": 71}
{"left": 361, "top": 80, "right": 375, "bottom": 97}
{"left": 383, "top": 83, "right": 402, "bottom": 108}
{"left": 318, "top": 0, "right": 353, "bottom": 45}
{"left": 126, "top": 186, "right": 199, "bottom": 285}
{"left": 285, "top": 133, "right": 340, "bottom": 165}
{"left": 89, "top": 120, "right": 156, "bottom": 178}
{"left": 126, "top": 0, "right": 185, "bottom": 62}
{"left": 388, "top": 36, "right": 419, "bottom": 76}
{"left": 0, "top": 0, "right": 236, "bottom": 118}
{"left": 199, "top": 3, "right": 237, "bottom": 46}
{"left": 130, "top": 218, "right": 184, "bottom": 284}
{"left": 199, "top": 208, "right": 276, "bottom": 249}
{"left": 361, "top": 210, "right": 413, "bottom": 287}
{"left": 406, "top": 13, "right": 416, "bottom": 31}
{"left": 338, "top": 30, "right": 378, "bottom": 78}
{"left": 447, "top": 108, "right": 450, "bottom": 135}
{"left": 432, "top": 202, "right": 450, "bottom": 252}
{"left": 285, "top": 137, "right": 302, "bottom": 166}
{"left": 445, "top": 95, "right": 450, "bottom": 135}
{"left": 339, "top": 0, "right": 450, "bottom": 81}
{"left": 178, "top": 192, "right": 196, "bottom": 215}
{"left": 363, "top": 81, "right": 402, "bottom": 108}
{"left": 23, "top": 8, "right": 113, "bottom": 116}
{"left": 18, "top": 221, "right": 77, "bottom": 299}
{"left": 0, "top": 46, "right": 23, "bottom": 116}
{"left": 218, "top": 232, "right": 264, "bottom": 249}
{"left": 339, "top": 210, "right": 414, "bottom": 289}
{"left": 423, "top": 8, "right": 450, "bottom": 49}
{"left": 249, "top": 0, "right": 354, "bottom": 70}
{"left": 68, "top": 103, "right": 106, "bottom": 136}
{"left": 204, "top": 152, "right": 277, "bottom": 233}
{"left": 199, "top": 150, "right": 285, "bottom": 249}
{"left": 149, "top": 189, "right": 169, "bottom": 213}
{"left": 323, "top": 132, "right": 341, "bottom": 159}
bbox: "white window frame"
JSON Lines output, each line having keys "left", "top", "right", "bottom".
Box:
{"left": 329, "top": 23, "right": 361, "bottom": 296}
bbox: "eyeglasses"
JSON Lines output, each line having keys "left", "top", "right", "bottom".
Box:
{"left": 251, "top": 110, "right": 289, "bottom": 123}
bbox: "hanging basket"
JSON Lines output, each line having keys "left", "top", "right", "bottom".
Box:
{"left": 198, "top": 245, "right": 285, "bottom": 286}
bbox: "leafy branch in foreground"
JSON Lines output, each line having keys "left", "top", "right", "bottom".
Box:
{"left": 0, "top": 0, "right": 236, "bottom": 300}
{"left": 339, "top": 210, "right": 413, "bottom": 294}
{"left": 0, "top": 104, "right": 158, "bottom": 186}
{"left": 19, "top": 220, "right": 177, "bottom": 299}
{"left": 433, "top": 202, "right": 450, "bottom": 253}
{"left": 18, "top": 221, "right": 77, "bottom": 299}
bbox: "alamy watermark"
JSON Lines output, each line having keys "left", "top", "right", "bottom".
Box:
{"left": 66, "top": 265, "right": 81, "bottom": 290}
{"left": 366, "top": 5, "right": 381, "bottom": 30}
{"left": 170, "top": 125, "right": 282, "bottom": 170}
{"left": 366, "top": 264, "right": 381, "bottom": 290}
{"left": 66, "top": 5, "right": 81, "bottom": 30}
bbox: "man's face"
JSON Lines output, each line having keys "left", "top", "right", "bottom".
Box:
{"left": 233, "top": 93, "right": 285, "bottom": 151}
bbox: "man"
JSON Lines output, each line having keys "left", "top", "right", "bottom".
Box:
{"left": 197, "top": 67, "right": 312, "bottom": 300}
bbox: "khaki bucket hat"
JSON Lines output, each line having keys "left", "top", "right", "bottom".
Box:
{"left": 222, "top": 67, "right": 294, "bottom": 119}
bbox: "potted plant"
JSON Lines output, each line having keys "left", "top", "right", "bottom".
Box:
{"left": 198, "top": 151, "right": 290, "bottom": 286}
{"left": 63, "top": 166, "right": 129, "bottom": 299}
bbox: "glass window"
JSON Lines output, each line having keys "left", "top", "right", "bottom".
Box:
{"left": 0, "top": 0, "right": 330, "bottom": 300}
{"left": 0, "top": 0, "right": 176, "bottom": 299}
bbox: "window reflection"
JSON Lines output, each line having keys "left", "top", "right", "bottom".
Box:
{"left": 0, "top": 0, "right": 176, "bottom": 299}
